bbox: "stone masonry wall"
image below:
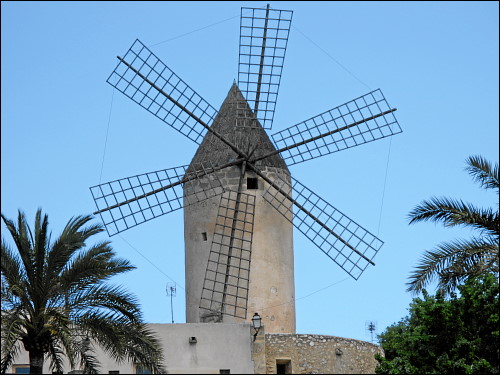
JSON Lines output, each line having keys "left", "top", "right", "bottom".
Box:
{"left": 264, "top": 333, "right": 383, "bottom": 374}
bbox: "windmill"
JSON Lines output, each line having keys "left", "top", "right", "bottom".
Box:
{"left": 90, "top": 4, "right": 401, "bottom": 333}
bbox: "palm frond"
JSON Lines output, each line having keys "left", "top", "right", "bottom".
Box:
{"left": 50, "top": 323, "right": 78, "bottom": 371}
{"left": 59, "top": 242, "right": 135, "bottom": 292}
{"left": 0, "top": 341, "right": 21, "bottom": 375}
{"left": 69, "top": 284, "right": 142, "bottom": 323}
{"left": 45, "top": 219, "right": 113, "bottom": 293}
{"left": 60, "top": 215, "right": 103, "bottom": 246}
{"left": 73, "top": 340, "right": 101, "bottom": 375}
{"left": 47, "top": 341, "right": 65, "bottom": 374}
{"left": 1, "top": 283, "right": 31, "bottom": 318}
{"left": 76, "top": 312, "right": 128, "bottom": 361}
{"left": 408, "top": 196, "right": 499, "bottom": 236}
{"left": 76, "top": 310, "right": 164, "bottom": 373}
{"left": 121, "top": 324, "right": 165, "bottom": 374}
{"left": 33, "top": 209, "right": 49, "bottom": 277}
{"left": 465, "top": 155, "right": 499, "bottom": 192}
{"left": 1, "top": 240, "right": 24, "bottom": 292}
{"left": 1, "top": 240, "right": 33, "bottom": 316}
{"left": 31, "top": 209, "right": 51, "bottom": 311}
{"left": 80, "top": 348, "right": 100, "bottom": 374}
{"left": 1, "top": 212, "right": 35, "bottom": 285}
{"left": 406, "top": 237, "right": 499, "bottom": 294}
{"left": 1, "top": 309, "right": 24, "bottom": 374}
{"left": 78, "top": 312, "right": 164, "bottom": 374}
{"left": 45, "top": 216, "right": 97, "bottom": 283}
{"left": 33, "top": 210, "right": 49, "bottom": 269}
{"left": 58, "top": 332, "right": 101, "bottom": 375}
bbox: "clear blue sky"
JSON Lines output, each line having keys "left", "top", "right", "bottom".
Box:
{"left": 2, "top": 1, "right": 498, "bottom": 342}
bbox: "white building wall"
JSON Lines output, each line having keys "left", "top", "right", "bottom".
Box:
{"left": 5, "top": 323, "right": 255, "bottom": 374}
{"left": 152, "top": 323, "right": 254, "bottom": 374}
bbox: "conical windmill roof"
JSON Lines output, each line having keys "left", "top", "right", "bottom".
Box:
{"left": 187, "top": 83, "right": 289, "bottom": 174}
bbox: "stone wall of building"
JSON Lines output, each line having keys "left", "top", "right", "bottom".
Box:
{"left": 264, "top": 333, "right": 383, "bottom": 374}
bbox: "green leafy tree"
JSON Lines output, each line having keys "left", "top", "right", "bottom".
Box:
{"left": 407, "top": 155, "right": 499, "bottom": 294}
{"left": 1, "top": 209, "right": 165, "bottom": 374}
{"left": 375, "top": 273, "right": 499, "bottom": 374}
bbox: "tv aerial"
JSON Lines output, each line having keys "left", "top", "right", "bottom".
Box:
{"left": 166, "top": 283, "right": 176, "bottom": 324}
{"left": 365, "top": 320, "right": 377, "bottom": 343}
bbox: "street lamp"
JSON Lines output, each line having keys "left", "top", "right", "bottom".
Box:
{"left": 251, "top": 312, "right": 262, "bottom": 341}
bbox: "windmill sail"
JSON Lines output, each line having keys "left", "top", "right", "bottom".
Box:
{"left": 263, "top": 173, "right": 383, "bottom": 279}
{"left": 107, "top": 39, "right": 218, "bottom": 144}
{"left": 238, "top": 5, "right": 293, "bottom": 130}
{"left": 90, "top": 163, "right": 224, "bottom": 236}
{"left": 200, "top": 191, "right": 256, "bottom": 320}
{"left": 270, "top": 89, "right": 401, "bottom": 166}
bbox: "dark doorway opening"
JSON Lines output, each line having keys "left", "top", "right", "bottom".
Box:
{"left": 276, "top": 359, "right": 292, "bottom": 374}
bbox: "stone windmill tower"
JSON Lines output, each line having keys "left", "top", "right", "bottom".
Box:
{"left": 90, "top": 4, "right": 402, "bottom": 335}
{"left": 184, "top": 83, "right": 296, "bottom": 333}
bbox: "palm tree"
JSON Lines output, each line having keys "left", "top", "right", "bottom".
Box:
{"left": 407, "top": 155, "right": 499, "bottom": 295}
{"left": 1, "top": 209, "right": 165, "bottom": 374}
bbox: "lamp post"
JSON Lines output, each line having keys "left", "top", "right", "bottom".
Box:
{"left": 251, "top": 312, "right": 262, "bottom": 341}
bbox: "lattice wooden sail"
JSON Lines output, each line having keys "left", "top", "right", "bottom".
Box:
{"left": 90, "top": 163, "right": 224, "bottom": 236}
{"left": 263, "top": 173, "right": 383, "bottom": 280}
{"left": 200, "top": 191, "right": 256, "bottom": 319}
{"left": 270, "top": 89, "right": 401, "bottom": 166}
{"left": 238, "top": 5, "right": 293, "bottom": 130}
{"left": 107, "top": 39, "right": 217, "bottom": 144}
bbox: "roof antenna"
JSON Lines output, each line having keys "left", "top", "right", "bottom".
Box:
{"left": 365, "top": 320, "right": 377, "bottom": 343}
{"left": 166, "top": 283, "right": 177, "bottom": 324}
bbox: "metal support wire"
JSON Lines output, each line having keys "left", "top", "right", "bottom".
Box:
{"left": 270, "top": 89, "right": 401, "bottom": 166}
{"left": 90, "top": 162, "right": 224, "bottom": 236}
{"left": 238, "top": 5, "right": 293, "bottom": 130}
{"left": 259, "top": 169, "right": 383, "bottom": 280}
{"left": 200, "top": 190, "right": 256, "bottom": 319}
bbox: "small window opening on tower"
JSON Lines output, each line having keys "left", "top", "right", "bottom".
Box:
{"left": 247, "top": 177, "right": 258, "bottom": 190}
{"left": 202, "top": 232, "right": 208, "bottom": 241}
{"left": 276, "top": 359, "right": 292, "bottom": 374}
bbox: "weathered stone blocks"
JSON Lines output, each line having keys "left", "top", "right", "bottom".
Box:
{"left": 263, "top": 333, "right": 383, "bottom": 374}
